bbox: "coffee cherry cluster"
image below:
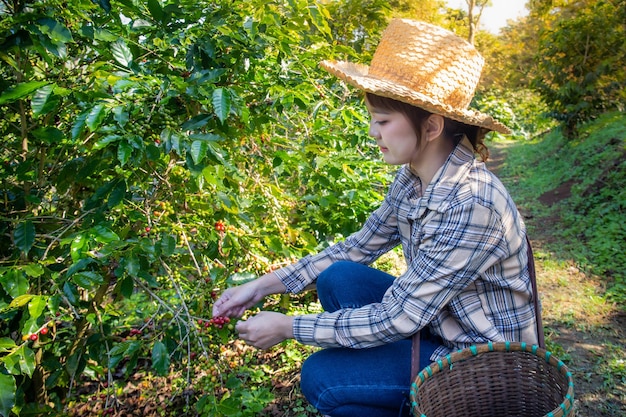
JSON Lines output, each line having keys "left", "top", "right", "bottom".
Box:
{"left": 210, "top": 316, "right": 230, "bottom": 329}
{"left": 199, "top": 316, "right": 230, "bottom": 330}
{"left": 22, "top": 323, "right": 53, "bottom": 342}
{"left": 214, "top": 220, "right": 226, "bottom": 232}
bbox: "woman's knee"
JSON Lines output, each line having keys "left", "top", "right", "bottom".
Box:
{"left": 317, "top": 261, "right": 357, "bottom": 292}
{"left": 317, "top": 261, "right": 395, "bottom": 311}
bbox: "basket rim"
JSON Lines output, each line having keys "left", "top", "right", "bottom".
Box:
{"left": 409, "top": 341, "right": 575, "bottom": 417}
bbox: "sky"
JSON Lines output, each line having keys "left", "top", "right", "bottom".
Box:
{"left": 445, "top": 0, "right": 529, "bottom": 34}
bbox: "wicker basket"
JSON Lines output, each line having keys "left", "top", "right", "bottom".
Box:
{"left": 410, "top": 342, "right": 575, "bottom": 417}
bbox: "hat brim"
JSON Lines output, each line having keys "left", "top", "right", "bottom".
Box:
{"left": 321, "top": 60, "right": 511, "bottom": 134}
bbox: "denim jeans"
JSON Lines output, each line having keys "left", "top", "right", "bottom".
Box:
{"left": 300, "top": 261, "right": 442, "bottom": 417}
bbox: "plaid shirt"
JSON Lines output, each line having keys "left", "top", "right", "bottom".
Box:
{"left": 275, "top": 139, "right": 538, "bottom": 360}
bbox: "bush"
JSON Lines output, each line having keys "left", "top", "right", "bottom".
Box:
{"left": 0, "top": 1, "right": 390, "bottom": 415}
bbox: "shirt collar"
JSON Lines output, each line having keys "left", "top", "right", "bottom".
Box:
{"left": 407, "top": 137, "right": 476, "bottom": 218}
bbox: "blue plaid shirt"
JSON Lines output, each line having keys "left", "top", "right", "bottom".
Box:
{"left": 275, "top": 139, "right": 539, "bottom": 360}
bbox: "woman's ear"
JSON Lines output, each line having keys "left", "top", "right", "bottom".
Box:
{"left": 424, "top": 114, "right": 445, "bottom": 142}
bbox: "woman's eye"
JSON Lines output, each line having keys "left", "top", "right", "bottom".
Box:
{"left": 375, "top": 120, "right": 388, "bottom": 125}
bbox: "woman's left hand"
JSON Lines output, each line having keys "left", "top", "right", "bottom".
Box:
{"left": 235, "top": 311, "right": 294, "bottom": 349}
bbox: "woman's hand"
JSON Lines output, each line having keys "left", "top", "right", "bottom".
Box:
{"left": 212, "top": 280, "right": 261, "bottom": 319}
{"left": 236, "top": 311, "right": 294, "bottom": 349}
{"left": 212, "top": 271, "right": 289, "bottom": 318}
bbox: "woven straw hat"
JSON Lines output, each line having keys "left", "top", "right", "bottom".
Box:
{"left": 320, "top": 19, "right": 511, "bottom": 134}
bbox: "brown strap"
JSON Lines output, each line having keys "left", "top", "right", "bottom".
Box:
{"left": 409, "top": 236, "right": 546, "bottom": 381}
{"left": 410, "top": 331, "right": 421, "bottom": 382}
{"left": 526, "top": 236, "right": 545, "bottom": 348}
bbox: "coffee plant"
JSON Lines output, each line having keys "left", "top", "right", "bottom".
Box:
{"left": 0, "top": 0, "right": 391, "bottom": 415}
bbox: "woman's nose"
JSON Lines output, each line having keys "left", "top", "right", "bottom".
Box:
{"left": 368, "top": 121, "right": 380, "bottom": 139}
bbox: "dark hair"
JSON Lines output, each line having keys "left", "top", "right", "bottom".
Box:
{"left": 364, "top": 93, "right": 490, "bottom": 161}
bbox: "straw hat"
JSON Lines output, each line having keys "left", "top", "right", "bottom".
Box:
{"left": 320, "top": 19, "right": 511, "bottom": 134}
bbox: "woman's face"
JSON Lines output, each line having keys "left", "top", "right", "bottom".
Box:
{"left": 366, "top": 100, "right": 421, "bottom": 166}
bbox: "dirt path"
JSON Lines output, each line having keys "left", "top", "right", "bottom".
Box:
{"left": 487, "top": 141, "right": 626, "bottom": 417}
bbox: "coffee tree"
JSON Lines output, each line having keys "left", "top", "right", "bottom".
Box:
{"left": 0, "top": 0, "right": 390, "bottom": 415}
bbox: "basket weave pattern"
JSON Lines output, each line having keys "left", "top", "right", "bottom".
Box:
{"left": 410, "top": 342, "right": 575, "bottom": 417}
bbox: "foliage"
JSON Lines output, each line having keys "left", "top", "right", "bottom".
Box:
{"left": 473, "top": 88, "right": 557, "bottom": 140}
{"left": 321, "top": 0, "right": 448, "bottom": 57}
{"left": 496, "top": 111, "right": 626, "bottom": 307}
{"left": 0, "top": 0, "right": 391, "bottom": 415}
{"left": 531, "top": 0, "right": 626, "bottom": 135}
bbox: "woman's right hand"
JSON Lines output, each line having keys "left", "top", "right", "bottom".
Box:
{"left": 212, "top": 280, "right": 261, "bottom": 318}
{"left": 212, "top": 271, "right": 288, "bottom": 318}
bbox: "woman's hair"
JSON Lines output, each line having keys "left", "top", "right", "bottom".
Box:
{"left": 365, "top": 93, "right": 490, "bottom": 161}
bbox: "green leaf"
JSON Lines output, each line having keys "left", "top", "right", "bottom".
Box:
{"left": 151, "top": 341, "right": 169, "bottom": 375}
{"left": 72, "top": 272, "right": 104, "bottom": 289}
{"left": 31, "top": 84, "right": 60, "bottom": 117}
{"left": 66, "top": 258, "right": 94, "bottom": 277}
{"left": 2, "top": 345, "right": 35, "bottom": 377}
{"left": 190, "top": 140, "right": 208, "bottom": 164}
{"left": 70, "top": 233, "right": 88, "bottom": 262}
{"left": 32, "top": 126, "right": 64, "bottom": 144}
{"left": 63, "top": 282, "right": 78, "bottom": 305}
{"left": 307, "top": 5, "right": 332, "bottom": 39}
{"left": 0, "top": 81, "right": 49, "bottom": 105}
{"left": 217, "top": 396, "right": 240, "bottom": 415}
{"left": 181, "top": 114, "right": 211, "bottom": 131}
{"left": 92, "top": 225, "right": 120, "bottom": 243}
{"left": 138, "top": 271, "right": 158, "bottom": 288}
{"left": 71, "top": 112, "right": 88, "bottom": 140}
{"left": 226, "top": 272, "right": 257, "bottom": 286}
{"left": 108, "top": 181, "right": 127, "bottom": 208}
{"left": 212, "top": 88, "right": 231, "bottom": 123}
{"left": 65, "top": 350, "right": 85, "bottom": 377}
{"left": 94, "top": 28, "right": 117, "bottom": 42}
{"left": 117, "top": 142, "right": 132, "bottom": 166}
{"left": 86, "top": 103, "right": 107, "bottom": 131}
{"left": 0, "top": 338, "right": 16, "bottom": 351}
{"left": 13, "top": 220, "right": 35, "bottom": 254}
{"left": 0, "top": 373, "right": 16, "bottom": 417}
{"left": 188, "top": 133, "right": 223, "bottom": 142}
{"left": 93, "top": 134, "right": 122, "bottom": 150}
{"left": 159, "top": 234, "right": 176, "bottom": 257}
{"left": 95, "top": 0, "right": 111, "bottom": 13}
{"left": 147, "top": 0, "right": 164, "bottom": 22}
{"left": 23, "top": 263, "right": 44, "bottom": 277}
{"left": 37, "top": 18, "right": 73, "bottom": 44}
{"left": 111, "top": 39, "right": 133, "bottom": 67}
{"left": 7, "top": 294, "right": 33, "bottom": 310}
{"left": 27, "top": 296, "right": 46, "bottom": 319}
{"left": 0, "top": 270, "right": 29, "bottom": 299}
{"left": 23, "top": 296, "right": 48, "bottom": 335}
{"left": 118, "top": 276, "right": 134, "bottom": 298}
{"left": 112, "top": 106, "right": 129, "bottom": 126}
{"left": 124, "top": 255, "right": 140, "bottom": 277}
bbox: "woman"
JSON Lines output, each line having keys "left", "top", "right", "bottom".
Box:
{"left": 212, "top": 19, "right": 539, "bottom": 417}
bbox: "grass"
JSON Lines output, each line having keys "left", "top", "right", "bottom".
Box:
{"left": 494, "top": 111, "right": 626, "bottom": 306}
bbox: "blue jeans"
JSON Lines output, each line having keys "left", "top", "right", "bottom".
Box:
{"left": 300, "top": 261, "right": 442, "bottom": 417}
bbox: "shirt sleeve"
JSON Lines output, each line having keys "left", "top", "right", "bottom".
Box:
{"left": 274, "top": 180, "right": 403, "bottom": 294}
{"left": 292, "top": 202, "right": 508, "bottom": 348}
